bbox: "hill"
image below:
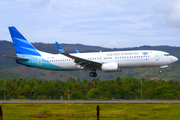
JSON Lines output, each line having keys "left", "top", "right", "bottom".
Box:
{"left": 0, "top": 40, "right": 180, "bottom": 80}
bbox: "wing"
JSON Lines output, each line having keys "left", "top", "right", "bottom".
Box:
{"left": 55, "top": 42, "right": 102, "bottom": 69}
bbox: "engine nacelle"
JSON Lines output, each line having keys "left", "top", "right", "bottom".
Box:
{"left": 101, "top": 62, "right": 120, "bottom": 72}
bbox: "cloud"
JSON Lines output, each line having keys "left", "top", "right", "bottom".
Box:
{"left": 115, "top": 22, "right": 153, "bottom": 30}
{"left": 156, "top": 0, "right": 180, "bottom": 28}
{"left": 31, "top": 0, "right": 50, "bottom": 8}
{"left": 55, "top": 14, "right": 152, "bottom": 33}
{"left": 29, "top": 0, "right": 125, "bottom": 18}
{"left": 1, "top": 0, "right": 180, "bottom": 48}
{"left": 102, "top": 40, "right": 122, "bottom": 48}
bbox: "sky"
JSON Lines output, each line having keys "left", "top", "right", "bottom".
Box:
{"left": 0, "top": 0, "right": 180, "bottom": 48}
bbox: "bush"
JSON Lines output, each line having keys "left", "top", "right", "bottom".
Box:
{"left": 152, "top": 105, "right": 170, "bottom": 111}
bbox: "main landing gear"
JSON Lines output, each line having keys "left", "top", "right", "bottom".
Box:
{"left": 89, "top": 69, "right": 97, "bottom": 77}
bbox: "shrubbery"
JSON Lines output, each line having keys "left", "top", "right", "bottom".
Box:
{"left": 0, "top": 77, "right": 180, "bottom": 100}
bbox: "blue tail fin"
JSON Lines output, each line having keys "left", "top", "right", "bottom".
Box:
{"left": 8, "top": 26, "right": 41, "bottom": 57}
{"left": 75, "top": 49, "right": 79, "bottom": 53}
{"left": 55, "top": 42, "right": 65, "bottom": 54}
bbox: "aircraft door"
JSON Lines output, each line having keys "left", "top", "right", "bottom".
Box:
{"left": 100, "top": 51, "right": 106, "bottom": 63}
{"left": 155, "top": 52, "right": 159, "bottom": 61}
{"left": 38, "top": 58, "right": 42, "bottom": 66}
{"left": 102, "top": 54, "right": 107, "bottom": 63}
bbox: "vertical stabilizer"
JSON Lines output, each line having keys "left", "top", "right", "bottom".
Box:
{"left": 8, "top": 27, "right": 41, "bottom": 57}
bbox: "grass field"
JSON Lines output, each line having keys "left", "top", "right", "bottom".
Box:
{"left": 0, "top": 103, "right": 180, "bottom": 120}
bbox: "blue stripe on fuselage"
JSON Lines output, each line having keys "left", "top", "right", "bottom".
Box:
{"left": 16, "top": 56, "right": 73, "bottom": 71}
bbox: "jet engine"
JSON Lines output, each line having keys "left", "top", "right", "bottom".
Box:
{"left": 101, "top": 62, "right": 121, "bottom": 72}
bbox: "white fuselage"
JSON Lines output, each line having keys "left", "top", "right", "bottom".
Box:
{"left": 37, "top": 50, "right": 178, "bottom": 71}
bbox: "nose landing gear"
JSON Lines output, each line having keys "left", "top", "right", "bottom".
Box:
{"left": 159, "top": 70, "right": 163, "bottom": 74}
{"left": 89, "top": 69, "right": 97, "bottom": 77}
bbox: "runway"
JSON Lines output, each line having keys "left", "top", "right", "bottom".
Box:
{"left": 0, "top": 100, "right": 180, "bottom": 104}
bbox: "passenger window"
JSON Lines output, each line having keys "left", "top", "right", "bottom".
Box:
{"left": 164, "top": 54, "right": 170, "bottom": 56}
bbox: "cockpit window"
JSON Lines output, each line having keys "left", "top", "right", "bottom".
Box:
{"left": 164, "top": 54, "right": 170, "bottom": 56}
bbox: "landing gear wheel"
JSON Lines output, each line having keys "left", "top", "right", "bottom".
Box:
{"left": 89, "top": 72, "right": 94, "bottom": 77}
{"left": 93, "top": 72, "right": 97, "bottom": 77}
{"left": 159, "top": 70, "right": 163, "bottom": 74}
{"left": 89, "top": 69, "right": 97, "bottom": 77}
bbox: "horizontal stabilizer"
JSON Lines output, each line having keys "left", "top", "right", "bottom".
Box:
{"left": 3, "top": 55, "right": 28, "bottom": 61}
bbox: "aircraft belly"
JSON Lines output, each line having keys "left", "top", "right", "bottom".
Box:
{"left": 138, "top": 59, "right": 153, "bottom": 67}
{"left": 39, "top": 62, "right": 73, "bottom": 71}
{"left": 54, "top": 62, "right": 79, "bottom": 70}
{"left": 153, "top": 61, "right": 167, "bottom": 67}
{"left": 118, "top": 60, "right": 138, "bottom": 68}
{"left": 118, "top": 59, "right": 153, "bottom": 68}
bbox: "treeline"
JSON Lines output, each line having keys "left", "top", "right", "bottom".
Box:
{"left": 0, "top": 77, "right": 180, "bottom": 100}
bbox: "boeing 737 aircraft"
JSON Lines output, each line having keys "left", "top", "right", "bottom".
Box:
{"left": 4, "top": 27, "right": 178, "bottom": 77}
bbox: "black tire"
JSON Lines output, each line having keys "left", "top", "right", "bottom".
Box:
{"left": 89, "top": 72, "right": 94, "bottom": 77}
{"left": 93, "top": 72, "right": 97, "bottom": 77}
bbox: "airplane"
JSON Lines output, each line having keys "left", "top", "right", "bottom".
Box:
{"left": 4, "top": 26, "right": 178, "bottom": 77}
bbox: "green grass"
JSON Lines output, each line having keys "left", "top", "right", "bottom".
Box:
{"left": 0, "top": 103, "right": 180, "bottom": 120}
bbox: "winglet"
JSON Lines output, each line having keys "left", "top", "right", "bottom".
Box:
{"left": 75, "top": 49, "right": 79, "bottom": 53}
{"left": 55, "top": 42, "right": 65, "bottom": 54}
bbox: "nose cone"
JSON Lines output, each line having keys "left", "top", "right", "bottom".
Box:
{"left": 171, "top": 56, "right": 178, "bottom": 63}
